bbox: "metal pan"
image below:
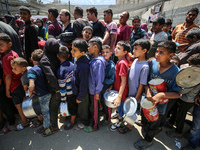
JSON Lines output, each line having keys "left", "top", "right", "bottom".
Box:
{"left": 103, "top": 90, "right": 119, "bottom": 108}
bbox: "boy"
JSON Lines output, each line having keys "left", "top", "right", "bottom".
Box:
{"left": 134, "top": 41, "right": 181, "bottom": 149}
{"left": 82, "top": 26, "right": 93, "bottom": 42}
{"left": 71, "top": 39, "right": 90, "bottom": 130}
{"left": 28, "top": 49, "right": 52, "bottom": 136}
{"left": 118, "top": 39, "right": 150, "bottom": 133}
{"left": 0, "top": 33, "right": 29, "bottom": 131}
{"left": 147, "top": 16, "right": 168, "bottom": 59}
{"left": 110, "top": 41, "right": 129, "bottom": 131}
{"left": 84, "top": 38, "right": 107, "bottom": 132}
{"left": 100, "top": 45, "right": 115, "bottom": 125}
{"left": 56, "top": 46, "right": 75, "bottom": 130}
{"left": 163, "top": 19, "right": 172, "bottom": 40}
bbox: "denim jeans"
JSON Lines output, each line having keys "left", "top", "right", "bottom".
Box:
{"left": 38, "top": 93, "right": 51, "bottom": 128}
{"left": 188, "top": 104, "right": 200, "bottom": 149}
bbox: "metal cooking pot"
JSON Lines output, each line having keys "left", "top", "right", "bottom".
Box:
{"left": 103, "top": 90, "right": 119, "bottom": 108}
{"left": 22, "top": 96, "right": 41, "bottom": 118}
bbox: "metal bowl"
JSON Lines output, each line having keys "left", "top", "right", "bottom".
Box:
{"left": 22, "top": 96, "right": 41, "bottom": 118}
{"left": 103, "top": 90, "right": 119, "bottom": 108}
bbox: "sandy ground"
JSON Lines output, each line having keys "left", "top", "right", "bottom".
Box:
{"left": 0, "top": 111, "right": 196, "bottom": 150}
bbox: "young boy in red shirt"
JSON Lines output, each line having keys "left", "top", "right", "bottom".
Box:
{"left": 0, "top": 33, "right": 29, "bottom": 131}
{"left": 110, "top": 41, "right": 130, "bottom": 131}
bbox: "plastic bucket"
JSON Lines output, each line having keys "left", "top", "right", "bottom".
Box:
{"left": 22, "top": 96, "right": 41, "bottom": 118}
{"left": 123, "top": 97, "right": 138, "bottom": 125}
{"left": 141, "top": 98, "right": 159, "bottom": 122}
{"left": 149, "top": 78, "right": 168, "bottom": 104}
{"left": 60, "top": 102, "right": 70, "bottom": 117}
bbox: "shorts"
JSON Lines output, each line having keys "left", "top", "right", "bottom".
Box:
{"left": 117, "top": 102, "right": 124, "bottom": 117}
{"left": 11, "top": 84, "right": 25, "bottom": 105}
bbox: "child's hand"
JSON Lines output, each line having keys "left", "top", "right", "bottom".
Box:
{"left": 76, "top": 99, "right": 82, "bottom": 104}
{"left": 114, "top": 95, "right": 121, "bottom": 106}
{"left": 146, "top": 89, "right": 153, "bottom": 102}
{"left": 95, "top": 94, "right": 100, "bottom": 100}
{"left": 6, "top": 90, "right": 12, "bottom": 98}
{"left": 195, "top": 95, "right": 200, "bottom": 106}
{"left": 106, "top": 85, "right": 113, "bottom": 92}
{"left": 152, "top": 93, "right": 164, "bottom": 105}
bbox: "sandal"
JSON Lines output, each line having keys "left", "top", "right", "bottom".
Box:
{"left": 165, "top": 130, "right": 182, "bottom": 138}
{"left": 76, "top": 123, "right": 85, "bottom": 130}
{"left": 32, "top": 120, "right": 42, "bottom": 128}
{"left": 155, "top": 128, "right": 162, "bottom": 135}
{"left": 117, "top": 125, "right": 132, "bottom": 134}
{"left": 64, "top": 122, "right": 75, "bottom": 130}
{"left": 42, "top": 127, "right": 59, "bottom": 137}
{"left": 134, "top": 139, "right": 153, "bottom": 150}
{"left": 37, "top": 127, "right": 45, "bottom": 134}
{"left": 0, "top": 127, "right": 10, "bottom": 135}
{"left": 84, "top": 126, "right": 94, "bottom": 133}
{"left": 15, "top": 123, "right": 29, "bottom": 131}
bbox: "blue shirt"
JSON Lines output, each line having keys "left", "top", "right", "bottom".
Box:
{"left": 28, "top": 65, "right": 49, "bottom": 97}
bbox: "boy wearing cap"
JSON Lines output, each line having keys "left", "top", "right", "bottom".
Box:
{"left": 147, "top": 16, "right": 168, "bottom": 59}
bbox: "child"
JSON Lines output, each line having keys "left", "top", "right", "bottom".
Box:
{"left": 82, "top": 26, "right": 93, "bottom": 42}
{"left": 0, "top": 33, "right": 29, "bottom": 131}
{"left": 118, "top": 39, "right": 150, "bottom": 133}
{"left": 56, "top": 46, "right": 75, "bottom": 130}
{"left": 28, "top": 49, "right": 52, "bottom": 136}
{"left": 100, "top": 45, "right": 115, "bottom": 125}
{"left": 170, "top": 55, "right": 180, "bottom": 68}
{"left": 71, "top": 39, "right": 90, "bottom": 130}
{"left": 110, "top": 41, "right": 129, "bottom": 131}
{"left": 11, "top": 57, "right": 43, "bottom": 128}
{"left": 134, "top": 41, "right": 181, "bottom": 149}
{"left": 84, "top": 38, "right": 107, "bottom": 132}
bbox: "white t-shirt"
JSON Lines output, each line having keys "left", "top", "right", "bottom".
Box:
{"left": 150, "top": 31, "right": 168, "bottom": 42}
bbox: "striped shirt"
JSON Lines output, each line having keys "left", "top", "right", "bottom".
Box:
{"left": 172, "top": 22, "right": 199, "bottom": 52}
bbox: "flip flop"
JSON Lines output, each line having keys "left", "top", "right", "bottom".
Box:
{"left": 15, "top": 123, "right": 29, "bottom": 131}
{"left": 134, "top": 139, "right": 153, "bottom": 150}
{"left": 117, "top": 125, "right": 132, "bottom": 134}
{"left": 42, "top": 127, "right": 59, "bottom": 137}
{"left": 0, "top": 127, "right": 10, "bottom": 135}
{"left": 84, "top": 126, "right": 94, "bottom": 133}
{"left": 32, "top": 120, "right": 43, "bottom": 128}
{"left": 165, "top": 130, "right": 182, "bottom": 138}
{"left": 76, "top": 123, "right": 85, "bottom": 130}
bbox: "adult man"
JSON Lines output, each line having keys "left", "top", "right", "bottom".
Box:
{"left": 116, "top": 11, "right": 131, "bottom": 44}
{"left": 59, "top": 9, "right": 73, "bottom": 33}
{"left": 86, "top": 7, "right": 106, "bottom": 39}
{"left": 19, "top": 6, "right": 38, "bottom": 65}
{"left": 73, "top": 6, "right": 91, "bottom": 39}
{"left": 172, "top": 8, "right": 199, "bottom": 52}
{"left": 47, "top": 8, "right": 62, "bottom": 39}
{"left": 0, "top": 21, "right": 23, "bottom": 57}
{"left": 103, "top": 9, "right": 117, "bottom": 53}
{"left": 178, "top": 28, "right": 200, "bottom": 65}
{"left": 130, "top": 16, "right": 147, "bottom": 51}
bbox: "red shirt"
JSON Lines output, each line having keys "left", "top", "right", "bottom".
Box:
{"left": 1, "top": 51, "right": 22, "bottom": 93}
{"left": 114, "top": 58, "right": 129, "bottom": 102}
{"left": 116, "top": 24, "right": 131, "bottom": 44}
{"left": 38, "top": 41, "right": 46, "bottom": 50}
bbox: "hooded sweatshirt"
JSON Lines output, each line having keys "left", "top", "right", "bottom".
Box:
{"left": 37, "top": 18, "right": 46, "bottom": 39}
{"left": 72, "top": 55, "right": 90, "bottom": 101}
{"left": 89, "top": 56, "right": 108, "bottom": 95}
{"left": 40, "top": 38, "right": 60, "bottom": 93}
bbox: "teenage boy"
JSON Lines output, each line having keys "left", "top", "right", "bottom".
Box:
{"left": 100, "top": 45, "right": 115, "bottom": 125}
{"left": 84, "top": 38, "right": 107, "bottom": 132}
{"left": 56, "top": 46, "right": 75, "bottom": 130}
{"left": 118, "top": 39, "right": 150, "bottom": 133}
{"left": 0, "top": 33, "right": 29, "bottom": 131}
{"left": 19, "top": 6, "right": 38, "bottom": 65}
{"left": 71, "top": 39, "right": 90, "bottom": 130}
{"left": 82, "top": 26, "right": 93, "bottom": 42}
{"left": 28, "top": 49, "right": 52, "bottom": 136}
{"left": 47, "top": 8, "right": 62, "bottom": 39}
{"left": 103, "top": 9, "right": 117, "bottom": 54}
{"left": 110, "top": 41, "right": 129, "bottom": 131}
{"left": 147, "top": 16, "right": 168, "bottom": 59}
{"left": 134, "top": 41, "right": 181, "bottom": 149}
{"left": 163, "top": 19, "right": 172, "bottom": 40}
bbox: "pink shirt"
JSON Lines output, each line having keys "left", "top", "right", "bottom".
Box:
{"left": 116, "top": 24, "right": 131, "bottom": 44}
{"left": 105, "top": 22, "right": 117, "bottom": 53}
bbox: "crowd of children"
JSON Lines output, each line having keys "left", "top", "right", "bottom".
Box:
{"left": 0, "top": 5, "right": 200, "bottom": 150}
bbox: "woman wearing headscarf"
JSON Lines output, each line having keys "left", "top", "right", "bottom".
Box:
{"left": 141, "top": 23, "right": 150, "bottom": 40}
{"left": 4, "top": 14, "right": 18, "bottom": 32}
{"left": 36, "top": 18, "right": 46, "bottom": 39}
